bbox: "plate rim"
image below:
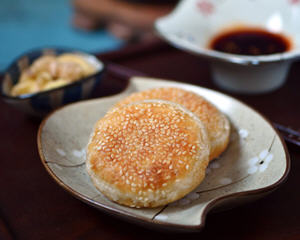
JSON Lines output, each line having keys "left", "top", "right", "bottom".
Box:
{"left": 37, "top": 77, "right": 291, "bottom": 231}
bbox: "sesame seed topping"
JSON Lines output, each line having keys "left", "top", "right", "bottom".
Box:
{"left": 89, "top": 99, "right": 207, "bottom": 199}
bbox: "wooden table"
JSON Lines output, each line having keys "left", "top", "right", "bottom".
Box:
{"left": 1, "top": 39, "right": 299, "bottom": 240}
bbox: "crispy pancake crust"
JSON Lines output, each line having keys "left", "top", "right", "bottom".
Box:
{"left": 86, "top": 100, "right": 210, "bottom": 208}
{"left": 113, "top": 87, "right": 230, "bottom": 160}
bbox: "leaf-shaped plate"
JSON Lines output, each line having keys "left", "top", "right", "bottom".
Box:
{"left": 37, "top": 77, "right": 290, "bottom": 231}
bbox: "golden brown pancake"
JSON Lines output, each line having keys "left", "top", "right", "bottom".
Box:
{"left": 86, "top": 100, "right": 210, "bottom": 208}
{"left": 113, "top": 87, "right": 230, "bottom": 160}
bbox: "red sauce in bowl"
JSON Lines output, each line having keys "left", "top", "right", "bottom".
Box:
{"left": 210, "top": 28, "right": 292, "bottom": 56}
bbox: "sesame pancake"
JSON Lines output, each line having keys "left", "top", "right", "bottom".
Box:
{"left": 86, "top": 100, "right": 210, "bottom": 208}
{"left": 113, "top": 87, "right": 230, "bottom": 160}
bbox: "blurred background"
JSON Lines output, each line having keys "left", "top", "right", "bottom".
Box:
{"left": 0, "top": 0, "right": 123, "bottom": 71}
{"left": 0, "top": 0, "right": 177, "bottom": 71}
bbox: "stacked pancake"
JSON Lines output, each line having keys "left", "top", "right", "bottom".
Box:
{"left": 86, "top": 87, "right": 230, "bottom": 208}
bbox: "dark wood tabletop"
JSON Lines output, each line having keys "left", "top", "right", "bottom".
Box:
{"left": 1, "top": 39, "right": 299, "bottom": 240}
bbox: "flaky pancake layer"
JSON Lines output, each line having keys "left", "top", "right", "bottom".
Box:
{"left": 113, "top": 87, "right": 230, "bottom": 160}
{"left": 87, "top": 100, "right": 210, "bottom": 208}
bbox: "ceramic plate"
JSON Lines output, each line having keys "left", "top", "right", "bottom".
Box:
{"left": 38, "top": 77, "right": 290, "bottom": 231}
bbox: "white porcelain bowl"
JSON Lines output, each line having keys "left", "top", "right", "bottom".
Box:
{"left": 155, "top": 0, "right": 300, "bottom": 94}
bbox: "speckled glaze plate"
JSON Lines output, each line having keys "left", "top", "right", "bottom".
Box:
{"left": 38, "top": 77, "right": 290, "bottom": 231}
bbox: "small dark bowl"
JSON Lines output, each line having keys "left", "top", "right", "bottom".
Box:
{"left": 0, "top": 48, "right": 105, "bottom": 117}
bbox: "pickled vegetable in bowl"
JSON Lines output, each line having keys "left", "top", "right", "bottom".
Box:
{"left": 10, "top": 53, "right": 97, "bottom": 96}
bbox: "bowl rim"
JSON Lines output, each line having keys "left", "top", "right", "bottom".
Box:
{"left": 0, "top": 47, "right": 105, "bottom": 101}
{"left": 154, "top": 17, "right": 300, "bottom": 66}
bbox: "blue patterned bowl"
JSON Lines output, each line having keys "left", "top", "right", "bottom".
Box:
{"left": 0, "top": 48, "right": 105, "bottom": 117}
